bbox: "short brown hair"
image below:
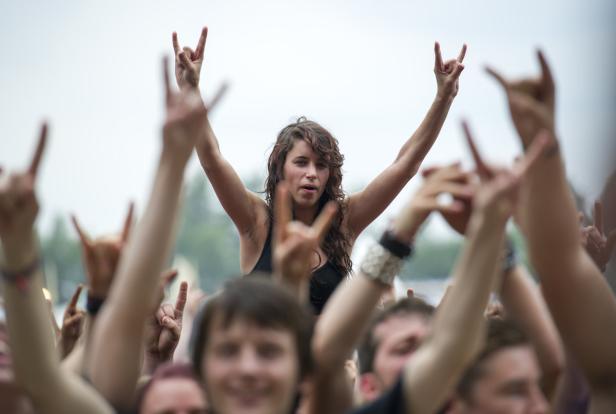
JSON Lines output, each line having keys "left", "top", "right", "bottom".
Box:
{"left": 357, "top": 297, "right": 435, "bottom": 374}
{"left": 455, "top": 317, "right": 529, "bottom": 400}
{"left": 190, "top": 275, "right": 315, "bottom": 380}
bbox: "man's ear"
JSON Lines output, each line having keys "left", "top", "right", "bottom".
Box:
{"left": 358, "top": 372, "right": 381, "bottom": 403}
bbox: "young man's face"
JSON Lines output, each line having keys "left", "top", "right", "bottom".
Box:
{"left": 453, "top": 345, "right": 548, "bottom": 414}
{"left": 201, "top": 316, "right": 300, "bottom": 414}
{"left": 359, "top": 313, "right": 431, "bottom": 401}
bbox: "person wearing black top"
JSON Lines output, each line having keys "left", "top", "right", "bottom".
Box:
{"left": 171, "top": 26, "right": 467, "bottom": 311}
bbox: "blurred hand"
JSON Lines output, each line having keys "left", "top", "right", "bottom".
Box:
{"left": 71, "top": 203, "right": 133, "bottom": 299}
{"left": 486, "top": 50, "right": 556, "bottom": 150}
{"left": 162, "top": 57, "right": 207, "bottom": 163}
{"left": 0, "top": 124, "right": 46, "bottom": 269}
{"left": 145, "top": 278, "right": 187, "bottom": 369}
{"left": 580, "top": 201, "right": 616, "bottom": 272}
{"left": 272, "top": 183, "right": 337, "bottom": 291}
{"left": 59, "top": 284, "right": 85, "bottom": 358}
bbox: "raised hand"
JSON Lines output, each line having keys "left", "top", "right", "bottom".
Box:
{"left": 434, "top": 42, "right": 467, "bottom": 99}
{"left": 172, "top": 27, "right": 207, "bottom": 91}
{"left": 397, "top": 163, "right": 472, "bottom": 240}
{"left": 59, "top": 284, "right": 86, "bottom": 358}
{"left": 580, "top": 200, "right": 616, "bottom": 272}
{"left": 0, "top": 123, "right": 47, "bottom": 269}
{"left": 486, "top": 50, "right": 555, "bottom": 149}
{"left": 162, "top": 57, "right": 207, "bottom": 163}
{"left": 272, "top": 183, "right": 337, "bottom": 291}
{"left": 464, "top": 121, "right": 549, "bottom": 222}
{"left": 71, "top": 203, "right": 134, "bottom": 299}
{"left": 145, "top": 278, "right": 187, "bottom": 370}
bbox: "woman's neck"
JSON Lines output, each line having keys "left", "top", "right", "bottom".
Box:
{"left": 293, "top": 204, "right": 318, "bottom": 225}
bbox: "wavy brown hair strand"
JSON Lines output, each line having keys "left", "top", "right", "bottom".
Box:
{"left": 264, "top": 117, "right": 352, "bottom": 275}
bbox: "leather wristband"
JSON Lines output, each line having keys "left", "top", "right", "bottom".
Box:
{"left": 379, "top": 230, "right": 413, "bottom": 259}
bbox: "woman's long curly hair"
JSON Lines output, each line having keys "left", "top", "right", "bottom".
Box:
{"left": 264, "top": 117, "right": 353, "bottom": 276}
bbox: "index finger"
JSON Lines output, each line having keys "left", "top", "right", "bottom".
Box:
{"left": 162, "top": 56, "right": 171, "bottom": 103}
{"left": 175, "top": 281, "right": 188, "bottom": 315}
{"left": 485, "top": 66, "right": 509, "bottom": 90}
{"left": 195, "top": 26, "right": 208, "bottom": 60}
{"left": 461, "top": 120, "right": 491, "bottom": 180}
{"left": 172, "top": 32, "right": 181, "bottom": 55}
{"left": 594, "top": 200, "right": 604, "bottom": 234}
{"left": 68, "top": 284, "right": 83, "bottom": 309}
{"left": 274, "top": 182, "right": 292, "bottom": 245}
{"left": 457, "top": 43, "right": 467, "bottom": 63}
{"left": 312, "top": 201, "right": 338, "bottom": 242}
{"left": 71, "top": 214, "right": 92, "bottom": 248}
{"left": 29, "top": 122, "right": 48, "bottom": 179}
{"left": 120, "top": 201, "right": 135, "bottom": 243}
{"left": 537, "top": 49, "right": 554, "bottom": 91}
{"left": 434, "top": 42, "right": 444, "bottom": 72}
{"left": 207, "top": 82, "right": 229, "bottom": 113}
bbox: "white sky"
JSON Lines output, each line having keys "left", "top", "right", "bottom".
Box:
{"left": 1, "top": 0, "right": 614, "bottom": 239}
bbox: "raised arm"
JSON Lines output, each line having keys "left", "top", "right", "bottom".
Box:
{"left": 499, "top": 265, "right": 564, "bottom": 398}
{"left": 346, "top": 43, "right": 466, "bottom": 237}
{"left": 87, "top": 59, "right": 205, "bottom": 410}
{"left": 0, "top": 124, "right": 112, "bottom": 414}
{"left": 402, "top": 125, "right": 547, "bottom": 414}
{"left": 488, "top": 51, "right": 616, "bottom": 395}
{"left": 172, "top": 27, "right": 265, "bottom": 237}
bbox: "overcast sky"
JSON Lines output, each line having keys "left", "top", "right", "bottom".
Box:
{"left": 1, "top": 0, "right": 615, "bottom": 240}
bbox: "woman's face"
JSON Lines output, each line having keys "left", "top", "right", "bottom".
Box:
{"left": 202, "top": 316, "right": 300, "bottom": 414}
{"left": 282, "top": 139, "right": 330, "bottom": 209}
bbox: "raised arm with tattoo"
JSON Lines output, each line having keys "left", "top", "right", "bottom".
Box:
{"left": 488, "top": 51, "right": 616, "bottom": 409}
{"left": 0, "top": 124, "right": 112, "bottom": 414}
{"left": 87, "top": 58, "right": 207, "bottom": 410}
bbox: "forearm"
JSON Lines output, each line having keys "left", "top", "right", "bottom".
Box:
{"left": 500, "top": 266, "right": 564, "bottom": 397}
{"left": 313, "top": 276, "right": 387, "bottom": 371}
{"left": 395, "top": 94, "right": 454, "bottom": 173}
{"left": 89, "top": 151, "right": 186, "bottom": 407}
{"left": 405, "top": 213, "right": 504, "bottom": 414}
{"left": 2, "top": 239, "right": 111, "bottom": 414}
{"left": 524, "top": 152, "right": 616, "bottom": 381}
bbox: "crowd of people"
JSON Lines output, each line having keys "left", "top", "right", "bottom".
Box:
{"left": 1, "top": 24, "right": 615, "bottom": 414}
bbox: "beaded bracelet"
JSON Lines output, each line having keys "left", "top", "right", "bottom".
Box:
{"left": 1, "top": 257, "right": 41, "bottom": 293}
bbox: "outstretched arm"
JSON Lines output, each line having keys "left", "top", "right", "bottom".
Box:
{"left": 402, "top": 125, "right": 547, "bottom": 414}
{"left": 172, "top": 27, "right": 265, "bottom": 238}
{"left": 87, "top": 59, "right": 206, "bottom": 410}
{"left": 0, "top": 124, "right": 112, "bottom": 414}
{"left": 346, "top": 43, "right": 466, "bottom": 237}
{"left": 488, "top": 51, "right": 616, "bottom": 391}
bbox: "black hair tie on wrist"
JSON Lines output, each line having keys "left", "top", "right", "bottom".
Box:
{"left": 86, "top": 294, "right": 105, "bottom": 316}
{"left": 379, "top": 230, "right": 413, "bottom": 259}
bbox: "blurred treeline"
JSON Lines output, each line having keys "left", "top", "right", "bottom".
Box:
{"left": 41, "top": 171, "right": 531, "bottom": 303}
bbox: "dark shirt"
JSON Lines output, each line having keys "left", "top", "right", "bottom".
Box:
{"left": 249, "top": 224, "right": 345, "bottom": 314}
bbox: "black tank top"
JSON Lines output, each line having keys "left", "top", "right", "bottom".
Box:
{"left": 249, "top": 224, "right": 345, "bottom": 314}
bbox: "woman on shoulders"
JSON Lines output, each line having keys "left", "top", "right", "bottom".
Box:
{"left": 172, "top": 27, "right": 466, "bottom": 312}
